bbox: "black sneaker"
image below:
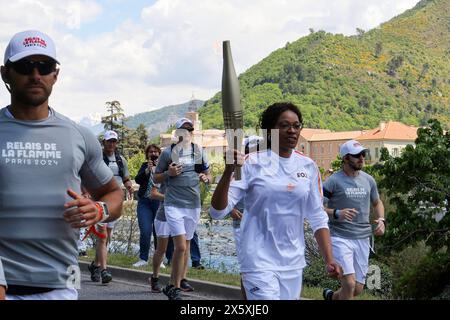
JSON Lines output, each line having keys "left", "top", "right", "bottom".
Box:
{"left": 150, "top": 276, "right": 162, "bottom": 293}
{"left": 88, "top": 262, "right": 100, "bottom": 282}
{"left": 192, "top": 263, "right": 205, "bottom": 270}
{"left": 180, "top": 278, "right": 194, "bottom": 292}
{"left": 162, "top": 284, "right": 174, "bottom": 297}
{"left": 167, "top": 287, "right": 182, "bottom": 300}
{"left": 101, "top": 269, "right": 112, "bottom": 284}
{"left": 323, "top": 288, "right": 334, "bottom": 300}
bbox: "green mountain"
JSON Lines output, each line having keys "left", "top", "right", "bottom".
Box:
{"left": 199, "top": 0, "right": 450, "bottom": 131}
{"left": 124, "top": 100, "right": 204, "bottom": 138}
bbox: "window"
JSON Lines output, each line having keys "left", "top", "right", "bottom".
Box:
{"left": 375, "top": 148, "right": 379, "bottom": 159}
{"left": 329, "top": 144, "right": 333, "bottom": 153}
{"left": 321, "top": 145, "right": 324, "bottom": 154}
{"left": 301, "top": 144, "right": 305, "bottom": 153}
{"left": 393, "top": 148, "right": 399, "bottom": 157}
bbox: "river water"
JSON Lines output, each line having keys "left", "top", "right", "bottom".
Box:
{"left": 86, "top": 201, "right": 318, "bottom": 275}
{"left": 89, "top": 216, "right": 241, "bottom": 274}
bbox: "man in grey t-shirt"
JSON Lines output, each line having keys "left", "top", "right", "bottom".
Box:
{"left": 322, "top": 140, "right": 385, "bottom": 300}
{"left": 153, "top": 117, "right": 211, "bottom": 300}
{"left": 0, "top": 30, "right": 123, "bottom": 300}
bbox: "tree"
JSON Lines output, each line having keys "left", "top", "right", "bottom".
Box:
{"left": 356, "top": 28, "right": 365, "bottom": 37}
{"left": 378, "top": 119, "right": 449, "bottom": 253}
{"left": 374, "top": 42, "right": 383, "bottom": 58}
{"left": 419, "top": 62, "right": 429, "bottom": 81}
{"left": 135, "top": 123, "right": 148, "bottom": 151}
{"left": 387, "top": 55, "right": 404, "bottom": 76}
{"left": 102, "top": 100, "right": 125, "bottom": 131}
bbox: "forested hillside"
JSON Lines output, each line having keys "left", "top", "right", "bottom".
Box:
{"left": 199, "top": 0, "right": 449, "bottom": 131}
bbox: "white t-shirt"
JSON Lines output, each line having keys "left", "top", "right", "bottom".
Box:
{"left": 210, "top": 150, "right": 329, "bottom": 272}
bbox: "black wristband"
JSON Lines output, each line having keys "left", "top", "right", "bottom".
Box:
{"left": 333, "top": 209, "right": 339, "bottom": 219}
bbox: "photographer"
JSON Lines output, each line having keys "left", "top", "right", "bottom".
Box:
{"left": 133, "top": 144, "right": 162, "bottom": 267}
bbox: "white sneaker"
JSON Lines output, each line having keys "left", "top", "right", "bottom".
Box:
{"left": 133, "top": 260, "right": 148, "bottom": 267}
{"left": 160, "top": 262, "right": 166, "bottom": 269}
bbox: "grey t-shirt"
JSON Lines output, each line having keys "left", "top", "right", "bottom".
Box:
{"left": 323, "top": 170, "right": 379, "bottom": 239}
{"left": 106, "top": 153, "right": 129, "bottom": 187}
{"left": 0, "top": 106, "right": 113, "bottom": 289}
{"left": 0, "top": 259, "right": 5, "bottom": 287}
{"left": 155, "top": 143, "right": 209, "bottom": 209}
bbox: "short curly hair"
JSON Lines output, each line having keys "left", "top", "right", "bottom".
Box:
{"left": 258, "top": 102, "right": 303, "bottom": 149}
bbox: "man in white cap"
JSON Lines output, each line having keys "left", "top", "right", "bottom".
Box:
{"left": 87, "top": 130, "right": 133, "bottom": 284}
{"left": 0, "top": 30, "right": 123, "bottom": 300}
{"left": 322, "top": 140, "right": 385, "bottom": 300}
{"left": 153, "top": 117, "right": 212, "bottom": 300}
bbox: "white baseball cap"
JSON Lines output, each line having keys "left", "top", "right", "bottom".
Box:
{"left": 104, "top": 130, "right": 119, "bottom": 141}
{"left": 340, "top": 140, "right": 369, "bottom": 157}
{"left": 175, "top": 117, "right": 193, "bottom": 129}
{"left": 243, "top": 135, "right": 263, "bottom": 149}
{"left": 4, "top": 30, "right": 59, "bottom": 65}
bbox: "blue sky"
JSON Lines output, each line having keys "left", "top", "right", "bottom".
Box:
{"left": 0, "top": 0, "right": 420, "bottom": 120}
{"left": 73, "top": 0, "right": 157, "bottom": 39}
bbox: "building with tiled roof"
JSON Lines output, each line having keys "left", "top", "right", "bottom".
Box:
{"left": 160, "top": 112, "right": 418, "bottom": 170}
{"left": 355, "top": 121, "right": 418, "bottom": 162}
{"left": 160, "top": 111, "right": 228, "bottom": 156}
{"left": 298, "top": 130, "right": 364, "bottom": 169}
{"left": 298, "top": 121, "right": 418, "bottom": 169}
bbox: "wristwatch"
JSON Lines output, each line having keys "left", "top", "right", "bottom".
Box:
{"left": 95, "top": 201, "right": 110, "bottom": 223}
{"left": 333, "top": 209, "right": 340, "bottom": 220}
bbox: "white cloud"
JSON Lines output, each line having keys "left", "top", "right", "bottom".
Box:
{"left": 0, "top": 0, "right": 419, "bottom": 120}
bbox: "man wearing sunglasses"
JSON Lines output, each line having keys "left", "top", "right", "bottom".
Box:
{"left": 153, "top": 118, "right": 212, "bottom": 300}
{"left": 0, "top": 30, "right": 123, "bottom": 300}
{"left": 322, "top": 140, "right": 385, "bottom": 300}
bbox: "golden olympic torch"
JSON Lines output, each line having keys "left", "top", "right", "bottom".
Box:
{"left": 222, "top": 40, "right": 244, "bottom": 180}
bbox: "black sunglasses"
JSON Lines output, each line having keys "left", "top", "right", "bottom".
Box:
{"left": 7, "top": 59, "right": 57, "bottom": 76}
{"left": 180, "top": 126, "right": 194, "bottom": 132}
{"left": 349, "top": 151, "right": 366, "bottom": 158}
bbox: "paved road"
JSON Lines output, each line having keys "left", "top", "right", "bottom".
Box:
{"left": 78, "top": 273, "right": 220, "bottom": 300}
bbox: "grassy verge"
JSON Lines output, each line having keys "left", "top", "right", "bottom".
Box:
{"left": 80, "top": 250, "right": 380, "bottom": 300}
{"left": 80, "top": 250, "right": 241, "bottom": 287}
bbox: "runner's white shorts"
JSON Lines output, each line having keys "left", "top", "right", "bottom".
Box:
{"left": 331, "top": 236, "right": 370, "bottom": 284}
{"left": 242, "top": 269, "right": 303, "bottom": 300}
{"left": 6, "top": 288, "right": 78, "bottom": 300}
{"left": 164, "top": 206, "right": 200, "bottom": 241}
{"left": 155, "top": 219, "right": 171, "bottom": 238}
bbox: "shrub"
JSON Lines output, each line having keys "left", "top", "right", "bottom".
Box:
{"left": 303, "top": 255, "right": 340, "bottom": 290}
{"left": 394, "top": 252, "right": 450, "bottom": 299}
{"left": 365, "top": 258, "right": 394, "bottom": 299}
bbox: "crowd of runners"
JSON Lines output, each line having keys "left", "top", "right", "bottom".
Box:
{"left": 0, "top": 30, "right": 385, "bottom": 300}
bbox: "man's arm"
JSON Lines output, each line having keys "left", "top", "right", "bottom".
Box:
{"left": 198, "top": 169, "right": 212, "bottom": 184}
{"left": 150, "top": 186, "right": 165, "bottom": 201}
{"left": 64, "top": 178, "right": 123, "bottom": 227}
{"left": 121, "top": 157, "right": 134, "bottom": 198}
{"left": 86, "top": 178, "right": 124, "bottom": 223}
{"left": 372, "top": 198, "right": 385, "bottom": 236}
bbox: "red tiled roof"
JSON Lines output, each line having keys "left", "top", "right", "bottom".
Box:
{"left": 356, "top": 121, "right": 418, "bottom": 141}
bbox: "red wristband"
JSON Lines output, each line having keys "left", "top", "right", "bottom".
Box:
{"left": 94, "top": 202, "right": 104, "bottom": 223}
